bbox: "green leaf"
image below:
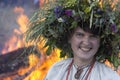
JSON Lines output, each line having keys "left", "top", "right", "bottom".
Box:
{"left": 46, "top": 46, "right": 52, "bottom": 55}
{"left": 70, "top": 21, "right": 77, "bottom": 29}
{"left": 65, "top": 0, "right": 77, "bottom": 7}
{"left": 60, "top": 51, "right": 66, "bottom": 58}
{"left": 84, "top": 7, "right": 91, "bottom": 13}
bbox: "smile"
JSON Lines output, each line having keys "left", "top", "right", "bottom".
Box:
{"left": 79, "top": 46, "right": 92, "bottom": 52}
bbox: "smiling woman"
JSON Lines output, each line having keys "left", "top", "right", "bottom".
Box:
{"left": 43, "top": 22, "right": 120, "bottom": 80}
{"left": 25, "top": 0, "right": 120, "bottom": 80}
{"left": 69, "top": 27, "right": 100, "bottom": 62}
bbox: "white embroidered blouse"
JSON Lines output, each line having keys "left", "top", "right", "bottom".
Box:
{"left": 44, "top": 58, "right": 120, "bottom": 80}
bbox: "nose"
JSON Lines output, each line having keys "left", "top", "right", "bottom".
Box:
{"left": 82, "top": 36, "right": 90, "bottom": 45}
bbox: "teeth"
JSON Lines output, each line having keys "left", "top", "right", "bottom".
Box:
{"left": 80, "top": 47, "right": 91, "bottom": 52}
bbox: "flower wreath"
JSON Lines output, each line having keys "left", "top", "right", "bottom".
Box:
{"left": 25, "top": 0, "right": 120, "bottom": 68}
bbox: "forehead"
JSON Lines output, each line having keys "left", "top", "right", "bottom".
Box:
{"left": 73, "top": 27, "right": 93, "bottom": 35}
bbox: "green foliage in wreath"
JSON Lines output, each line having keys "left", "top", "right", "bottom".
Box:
{"left": 25, "top": 0, "right": 120, "bottom": 68}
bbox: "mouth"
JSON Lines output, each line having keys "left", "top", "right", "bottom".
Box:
{"left": 79, "top": 46, "right": 92, "bottom": 52}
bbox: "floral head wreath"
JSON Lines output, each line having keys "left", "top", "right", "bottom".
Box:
{"left": 26, "top": 0, "right": 120, "bottom": 68}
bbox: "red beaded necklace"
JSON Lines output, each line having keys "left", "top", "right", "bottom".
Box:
{"left": 66, "top": 59, "right": 95, "bottom": 80}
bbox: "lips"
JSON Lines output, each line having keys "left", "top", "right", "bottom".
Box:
{"left": 79, "top": 46, "right": 92, "bottom": 52}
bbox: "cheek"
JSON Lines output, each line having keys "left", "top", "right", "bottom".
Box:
{"left": 70, "top": 36, "right": 80, "bottom": 45}
{"left": 69, "top": 38, "right": 75, "bottom": 47}
{"left": 93, "top": 40, "right": 100, "bottom": 48}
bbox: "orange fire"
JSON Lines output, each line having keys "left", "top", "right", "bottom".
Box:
{"left": 1, "top": 5, "right": 61, "bottom": 80}
{"left": 1, "top": 7, "right": 27, "bottom": 54}
{"left": 1, "top": 1, "right": 120, "bottom": 80}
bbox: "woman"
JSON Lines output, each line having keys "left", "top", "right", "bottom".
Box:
{"left": 25, "top": 0, "right": 120, "bottom": 80}
{"left": 44, "top": 22, "right": 120, "bottom": 80}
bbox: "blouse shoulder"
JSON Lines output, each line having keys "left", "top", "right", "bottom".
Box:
{"left": 95, "top": 61, "right": 115, "bottom": 72}
{"left": 93, "top": 61, "right": 120, "bottom": 80}
{"left": 47, "top": 58, "right": 72, "bottom": 72}
{"left": 53, "top": 58, "right": 72, "bottom": 66}
{"left": 44, "top": 58, "right": 73, "bottom": 80}
{"left": 51, "top": 58, "right": 72, "bottom": 70}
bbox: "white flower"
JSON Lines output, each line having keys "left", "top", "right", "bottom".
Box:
{"left": 58, "top": 17, "right": 65, "bottom": 22}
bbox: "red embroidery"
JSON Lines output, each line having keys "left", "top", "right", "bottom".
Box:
{"left": 66, "top": 59, "right": 95, "bottom": 80}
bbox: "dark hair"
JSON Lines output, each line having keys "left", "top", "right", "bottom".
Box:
{"left": 78, "top": 21, "right": 104, "bottom": 36}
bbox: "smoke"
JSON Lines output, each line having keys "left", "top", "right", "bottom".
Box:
{"left": 0, "top": 0, "right": 39, "bottom": 54}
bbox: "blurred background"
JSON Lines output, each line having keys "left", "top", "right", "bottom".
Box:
{"left": 0, "top": 0, "right": 60, "bottom": 80}
{"left": 0, "top": 0, "right": 40, "bottom": 54}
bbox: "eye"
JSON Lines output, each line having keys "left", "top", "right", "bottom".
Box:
{"left": 75, "top": 32, "right": 84, "bottom": 37}
{"left": 90, "top": 35, "right": 99, "bottom": 39}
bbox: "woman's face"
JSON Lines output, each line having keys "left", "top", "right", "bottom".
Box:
{"left": 69, "top": 27, "right": 100, "bottom": 61}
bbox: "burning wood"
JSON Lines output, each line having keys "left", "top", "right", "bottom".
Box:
{"left": 0, "top": 46, "right": 40, "bottom": 80}
{"left": 13, "top": 66, "right": 36, "bottom": 80}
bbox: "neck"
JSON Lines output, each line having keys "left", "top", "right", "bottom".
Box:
{"left": 73, "top": 57, "right": 94, "bottom": 68}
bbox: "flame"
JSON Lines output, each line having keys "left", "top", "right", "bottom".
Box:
{"left": 1, "top": 1, "right": 61, "bottom": 80}
{"left": 105, "top": 59, "right": 114, "bottom": 69}
{"left": 17, "top": 14, "right": 28, "bottom": 33}
{"left": 99, "top": 0, "right": 119, "bottom": 9}
{"left": 22, "top": 38, "right": 62, "bottom": 80}
{"left": 14, "top": 7, "right": 28, "bottom": 33}
{"left": 23, "top": 50, "right": 61, "bottom": 80}
{"left": 1, "top": 34, "right": 23, "bottom": 54}
{"left": 39, "top": 0, "right": 48, "bottom": 7}
{"left": 1, "top": 6, "right": 27, "bottom": 54}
